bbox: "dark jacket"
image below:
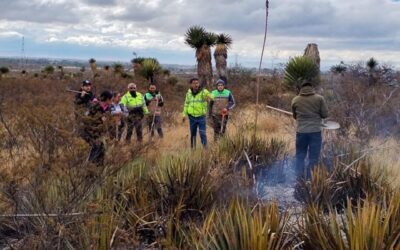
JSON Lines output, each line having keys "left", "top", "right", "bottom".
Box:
{"left": 291, "top": 86, "right": 328, "bottom": 133}
{"left": 74, "top": 91, "right": 95, "bottom": 107}
{"left": 80, "top": 102, "right": 110, "bottom": 140}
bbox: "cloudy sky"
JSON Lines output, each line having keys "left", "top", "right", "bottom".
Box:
{"left": 0, "top": 0, "right": 399, "bottom": 69}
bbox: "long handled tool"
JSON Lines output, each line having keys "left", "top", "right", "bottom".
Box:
{"left": 149, "top": 94, "right": 160, "bottom": 140}
{"left": 66, "top": 88, "right": 82, "bottom": 94}
{"left": 265, "top": 105, "right": 340, "bottom": 130}
{"left": 114, "top": 113, "right": 122, "bottom": 143}
{"left": 220, "top": 110, "right": 228, "bottom": 134}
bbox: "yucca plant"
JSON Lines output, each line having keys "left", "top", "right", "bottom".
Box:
{"left": 214, "top": 33, "right": 233, "bottom": 83}
{"left": 192, "top": 198, "right": 293, "bottom": 249}
{"left": 57, "top": 65, "right": 64, "bottom": 78}
{"left": 294, "top": 166, "right": 337, "bottom": 209}
{"left": 150, "top": 152, "right": 218, "bottom": 216}
{"left": 138, "top": 58, "right": 162, "bottom": 83}
{"left": 366, "top": 57, "right": 378, "bottom": 85}
{"left": 113, "top": 63, "right": 124, "bottom": 80}
{"left": 331, "top": 62, "right": 347, "bottom": 75}
{"left": 89, "top": 58, "right": 97, "bottom": 78}
{"left": 295, "top": 156, "right": 393, "bottom": 210}
{"left": 131, "top": 57, "right": 145, "bottom": 76}
{"left": 103, "top": 65, "right": 110, "bottom": 80}
{"left": 86, "top": 181, "right": 120, "bottom": 250}
{"left": 185, "top": 25, "right": 217, "bottom": 87}
{"left": 284, "top": 56, "right": 319, "bottom": 90}
{"left": 366, "top": 57, "right": 378, "bottom": 71}
{"left": 299, "top": 193, "right": 400, "bottom": 250}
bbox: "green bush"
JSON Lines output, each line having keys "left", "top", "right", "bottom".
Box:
{"left": 284, "top": 56, "right": 319, "bottom": 90}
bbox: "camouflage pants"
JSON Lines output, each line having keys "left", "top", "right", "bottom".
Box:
{"left": 147, "top": 115, "right": 163, "bottom": 138}
{"left": 212, "top": 114, "right": 229, "bottom": 141}
{"left": 126, "top": 115, "right": 143, "bottom": 143}
{"left": 79, "top": 128, "right": 105, "bottom": 165}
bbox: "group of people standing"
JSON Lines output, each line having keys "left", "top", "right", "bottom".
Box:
{"left": 182, "top": 78, "right": 235, "bottom": 148}
{"left": 74, "top": 76, "right": 329, "bottom": 181}
{"left": 74, "top": 77, "right": 236, "bottom": 164}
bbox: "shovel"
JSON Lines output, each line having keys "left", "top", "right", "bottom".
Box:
{"left": 265, "top": 105, "right": 340, "bottom": 130}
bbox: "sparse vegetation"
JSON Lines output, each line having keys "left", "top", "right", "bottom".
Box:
{"left": 0, "top": 59, "right": 399, "bottom": 249}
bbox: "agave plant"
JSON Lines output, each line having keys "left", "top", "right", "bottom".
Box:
{"left": 185, "top": 25, "right": 217, "bottom": 87}
{"left": 284, "top": 56, "right": 319, "bottom": 90}
{"left": 192, "top": 198, "right": 293, "bottom": 249}
{"left": 214, "top": 33, "right": 233, "bottom": 84}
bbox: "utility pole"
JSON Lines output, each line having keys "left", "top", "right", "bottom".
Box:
{"left": 20, "top": 36, "right": 26, "bottom": 70}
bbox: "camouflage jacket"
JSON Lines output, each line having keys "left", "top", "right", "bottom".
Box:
{"left": 80, "top": 102, "right": 111, "bottom": 140}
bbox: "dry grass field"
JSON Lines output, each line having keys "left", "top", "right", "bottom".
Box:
{"left": 0, "top": 68, "right": 399, "bottom": 249}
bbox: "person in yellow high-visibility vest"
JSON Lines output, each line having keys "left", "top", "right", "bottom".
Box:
{"left": 182, "top": 78, "right": 213, "bottom": 148}
{"left": 120, "top": 82, "right": 149, "bottom": 143}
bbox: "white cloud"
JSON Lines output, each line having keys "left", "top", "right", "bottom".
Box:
{"left": 0, "top": 31, "right": 23, "bottom": 38}
{"left": 1, "top": 0, "right": 400, "bottom": 67}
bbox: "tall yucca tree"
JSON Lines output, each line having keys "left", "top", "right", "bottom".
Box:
{"left": 366, "top": 57, "right": 378, "bottom": 71}
{"left": 103, "top": 65, "right": 110, "bottom": 80}
{"left": 284, "top": 56, "right": 319, "bottom": 91}
{"left": 185, "top": 26, "right": 216, "bottom": 87}
{"left": 303, "top": 43, "right": 321, "bottom": 70}
{"left": 367, "top": 57, "right": 378, "bottom": 85}
{"left": 113, "top": 63, "right": 124, "bottom": 80}
{"left": 214, "top": 33, "right": 233, "bottom": 84}
{"left": 138, "top": 58, "right": 162, "bottom": 83}
{"left": 331, "top": 61, "right": 347, "bottom": 76}
{"left": 57, "top": 65, "right": 64, "bottom": 79}
{"left": 89, "top": 58, "right": 97, "bottom": 78}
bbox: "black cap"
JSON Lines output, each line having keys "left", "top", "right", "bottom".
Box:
{"left": 82, "top": 80, "right": 91, "bottom": 86}
{"left": 100, "top": 90, "right": 113, "bottom": 101}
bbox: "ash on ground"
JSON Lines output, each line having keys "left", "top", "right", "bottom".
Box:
{"left": 256, "top": 159, "right": 301, "bottom": 208}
